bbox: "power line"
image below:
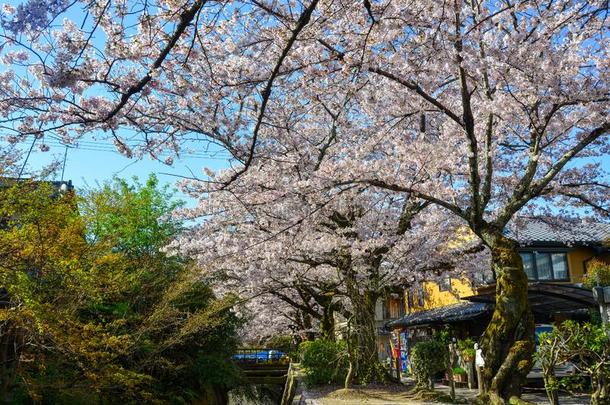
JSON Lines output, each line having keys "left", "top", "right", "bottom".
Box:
{"left": 18, "top": 136, "right": 37, "bottom": 178}
{"left": 45, "top": 134, "right": 232, "bottom": 157}
{"left": 38, "top": 139, "right": 231, "bottom": 160}
{"left": 60, "top": 145, "right": 68, "bottom": 182}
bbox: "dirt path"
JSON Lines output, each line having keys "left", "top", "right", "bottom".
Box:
{"left": 298, "top": 385, "right": 591, "bottom": 405}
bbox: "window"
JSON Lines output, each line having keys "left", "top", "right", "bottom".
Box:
{"left": 522, "top": 253, "right": 535, "bottom": 279}
{"left": 416, "top": 283, "right": 426, "bottom": 306}
{"left": 535, "top": 254, "right": 553, "bottom": 280}
{"left": 407, "top": 290, "right": 414, "bottom": 309}
{"left": 519, "top": 251, "right": 569, "bottom": 281}
{"left": 472, "top": 270, "right": 495, "bottom": 285}
{"left": 439, "top": 277, "right": 452, "bottom": 291}
{"left": 551, "top": 254, "right": 568, "bottom": 279}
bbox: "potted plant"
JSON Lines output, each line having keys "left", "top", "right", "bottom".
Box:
{"left": 457, "top": 338, "right": 476, "bottom": 362}
{"left": 453, "top": 367, "right": 467, "bottom": 383}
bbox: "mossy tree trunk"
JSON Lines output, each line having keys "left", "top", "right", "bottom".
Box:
{"left": 319, "top": 301, "right": 336, "bottom": 341}
{"left": 338, "top": 250, "right": 386, "bottom": 384}
{"left": 478, "top": 233, "right": 535, "bottom": 405}
{"left": 350, "top": 289, "right": 383, "bottom": 383}
{"left": 301, "top": 312, "right": 316, "bottom": 341}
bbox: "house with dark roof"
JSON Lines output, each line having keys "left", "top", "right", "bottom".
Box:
{"left": 385, "top": 219, "right": 609, "bottom": 375}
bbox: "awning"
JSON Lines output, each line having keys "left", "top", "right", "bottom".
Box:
{"left": 387, "top": 302, "right": 493, "bottom": 329}
{"left": 463, "top": 282, "right": 596, "bottom": 315}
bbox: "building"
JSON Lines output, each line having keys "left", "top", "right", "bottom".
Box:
{"left": 374, "top": 293, "right": 404, "bottom": 363}
{"left": 386, "top": 220, "right": 610, "bottom": 372}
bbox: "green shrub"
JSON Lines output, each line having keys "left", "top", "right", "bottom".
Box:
{"left": 195, "top": 354, "right": 242, "bottom": 389}
{"left": 452, "top": 367, "right": 466, "bottom": 376}
{"left": 559, "top": 375, "right": 589, "bottom": 394}
{"left": 433, "top": 326, "right": 452, "bottom": 346}
{"left": 410, "top": 340, "right": 448, "bottom": 390}
{"left": 583, "top": 259, "right": 610, "bottom": 288}
{"left": 457, "top": 338, "right": 475, "bottom": 361}
{"left": 299, "top": 339, "right": 347, "bottom": 386}
{"left": 537, "top": 321, "right": 610, "bottom": 405}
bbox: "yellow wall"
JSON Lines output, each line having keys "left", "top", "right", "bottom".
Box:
{"left": 406, "top": 278, "right": 475, "bottom": 313}
{"left": 567, "top": 247, "right": 592, "bottom": 283}
{"left": 567, "top": 247, "right": 610, "bottom": 283}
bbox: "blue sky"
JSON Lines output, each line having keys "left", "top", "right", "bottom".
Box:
{"left": 12, "top": 136, "right": 231, "bottom": 205}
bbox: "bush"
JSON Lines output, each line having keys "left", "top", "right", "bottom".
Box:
{"left": 452, "top": 367, "right": 466, "bottom": 376}
{"left": 537, "top": 321, "right": 610, "bottom": 405}
{"left": 299, "top": 340, "right": 347, "bottom": 386}
{"left": 457, "top": 338, "right": 475, "bottom": 361}
{"left": 583, "top": 259, "right": 610, "bottom": 288}
{"left": 410, "top": 340, "right": 448, "bottom": 390}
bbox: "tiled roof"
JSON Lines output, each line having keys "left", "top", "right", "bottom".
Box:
{"left": 386, "top": 302, "right": 493, "bottom": 329}
{"left": 507, "top": 219, "right": 610, "bottom": 246}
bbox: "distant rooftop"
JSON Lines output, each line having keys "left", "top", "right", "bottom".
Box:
{"left": 507, "top": 219, "right": 610, "bottom": 247}
{"left": 0, "top": 177, "right": 73, "bottom": 192}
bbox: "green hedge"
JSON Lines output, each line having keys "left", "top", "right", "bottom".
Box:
{"left": 299, "top": 340, "right": 347, "bottom": 385}
{"left": 410, "top": 340, "right": 448, "bottom": 389}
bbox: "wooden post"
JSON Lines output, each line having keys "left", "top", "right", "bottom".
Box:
{"left": 448, "top": 341, "right": 457, "bottom": 401}
{"left": 467, "top": 359, "right": 476, "bottom": 389}
{"left": 593, "top": 287, "right": 610, "bottom": 338}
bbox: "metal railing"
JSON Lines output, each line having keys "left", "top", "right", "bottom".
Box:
{"left": 233, "top": 348, "right": 285, "bottom": 364}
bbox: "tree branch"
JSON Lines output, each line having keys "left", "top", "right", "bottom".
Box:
{"left": 222, "top": 0, "right": 320, "bottom": 188}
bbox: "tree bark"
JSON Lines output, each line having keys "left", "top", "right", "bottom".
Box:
{"left": 339, "top": 250, "right": 386, "bottom": 384}
{"left": 301, "top": 312, "right": 316, "bottom": 341}
{"left": 350, "top": 289, "right": 384, "bottom": 383}
{"left": 591, "top": 365, "right": 610, "bottom": 405}
{"left": 319, "top": 304, "right": 336, "bottom": 341}
{"left": 542, "top": 370, "right": 560, "bottom": 405}
{"left": 478, "top": 233, "right": 535, "bottom": 405}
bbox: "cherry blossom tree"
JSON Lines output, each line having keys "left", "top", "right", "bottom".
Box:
{"left": 174, "top": 152, "right": 484, "bottom": 383}
{"left": 1, "top": 0, "right": 608, "bottom": 402}
{"left": 0, "top": 144, "right": 20, "bottom": 176}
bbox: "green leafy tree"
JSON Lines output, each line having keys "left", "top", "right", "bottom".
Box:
{"left": 536, "top": 330, "right": 566, "bottom": 405}
{"left": 0, "top": 176, "right": 242, "bottom": 404}
{"left": 562, "top": 322, "right": 610, "bottom": 405}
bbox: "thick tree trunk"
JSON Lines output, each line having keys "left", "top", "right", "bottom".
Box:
{"left": 301, "top": 312, "right": 316, "bottom": 341}
{"left": 319, "top": 305, "right": 336, "bottom": 341}
{"left": 478, "top": 233, "right": 535, "bottom": 405}
{"left": 338, "top": 249, "right": 386, "bottom": 384}
{"left": 349, "top": 290, "right": 384, "bottom": 383}
{"left": 318, "top": 297, "right": 336, "bottom": 341}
